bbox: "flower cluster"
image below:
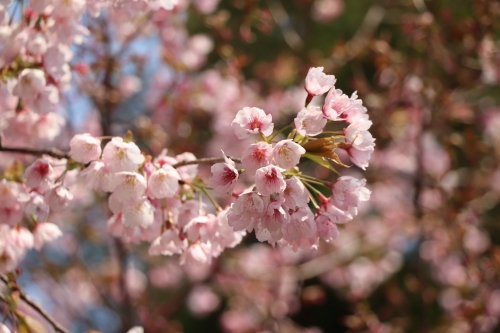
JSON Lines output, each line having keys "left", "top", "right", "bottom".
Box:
{"left": 0, "top": 167, "right": 64, "bottom": 273}
{"left": 68, "top": 134, "right": 245, "bottom": 265}
{"left": 211, "top": 67, "right": 374, "bottom": 250}
{"left": 0, "top": 0, "right": 178, "bottom": 149}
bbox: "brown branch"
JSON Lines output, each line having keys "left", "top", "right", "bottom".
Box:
{"left": 0, "top": 275, "right": 72, "bottom": 333}
{"left": 172, "top": 156, "right": 241, "bottom": 169}
{"left": 267, "top": 0, "right": 304, "bottom": 51}
{"left": 0, "top": 136, "right": 69, "bottom": 160}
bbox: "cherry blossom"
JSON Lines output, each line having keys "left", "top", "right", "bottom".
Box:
{"left": 102, "top": 137, "right": 145, "bottom": 173}
{"left": 23, "top": 158, "right": 53, "bottom": 188}
{"left": 231, "top": 107, "right": 274, "bottom": 139}
{"left": 273, "top": 140, "right": 306, "bottom": 169}
{"left": 255, "top": 165, "right": 287, "bottom": 196}
{"left": 304, "top": 67, "right": 337, "bottom": 96}
{"left": 294, "top": 106, "right": 327, "bottom": 137}
{"left": 330, "top": 176, "right": 371, "bottom": 218}
{"left": 240, "top": 142, "right": 273, "bottom": 174}
{"left": 209, "top": 152, "right": 239, "bottom": 195}
{"left": 69, "top": 133, "right": 102, "bottom": 164}
{"left": 147, "top": 164, "right": 181, "bottom": 199}
{"left": 342, "top": 119, "right": 375, "bottom": 170}
{"left": 33, "top": 223, "right": 63, "bottom": 250}
{"left": 322, "top": 88, "right": 351, "bottom": 120}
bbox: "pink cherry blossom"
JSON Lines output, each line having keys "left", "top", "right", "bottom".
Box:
{"left": 343, "top": 119, "right": 375, "bottom": 170}
{"left": 110, "top": 172, "right": 147, "bottom": 203}
{"left": 148, "top": 229, "right": 186, "bottom": 256}
{"left": 294, "top": 106, "right": 327, "bottom": 137}
{"left": 304, "top": 67, "right": 336, "bottom": 96}
{"left": 24, "top": 193, "right": 50, "bottom": 222}
{"left": 255, "top": 165, "right": 286, "bottom": 196}
{"left": 81, "top": 161, "right": 113, "bottom": 192}
{"left": 209, "top": 152, "right": 238, "bottom": 195}
{"left": 315, "top": 212, "right": 340, "bottom": 242}
{"left": 256, "top": 206, "right": 288, "bottom": 244}
{"left": 45, "top": 184, "right": 73, "bottom": 211}
{"left": 12, "top": 69, "right": 46, "bottom": 101}
{"left": 184, "top": 214, "right": 217, "bottom": 243}
{"left": 180, "top": 243, "right": 211, "bottom": 265}
{"left": 322, "top": 88, "right": 351, "bottom": 120}
{"left": 26, "top": 33, "right": 48, "bottom": 57}
{"left": 240, "top": 142, "right": 273, "bottom": 175}
{"left": 32, "top": 112, "right": 65, "bottom": 141}
{"left": 147, "top": 164, "right": 180, "bottom": 199}
{"left": 69, "top": 133, "right": 102, "bottom": 164}
{"left": 227, "top": 192, "right": 266, "bottom": 231}
{"left": 121, "top": 198, "right": 155, "bottom": 228}
{"left": 23, "top": 158, "right": 53, "bottom": 188}
{"left": 231, "top": 107, "right": 274, "bottom": 139}
{"left": 282, "top": 207, "right": 316, "bottom": 242}
{"left": 9, "top": 227, "right": 34, "bottom": 250}
{"left": 330, "top": 176, "right": 371, "bottom": 218}
{"left": 341, "top": 92, "right": 368, "bottom": 124}
{"left": 273, "top": 140, "right": 306, "bottom": 169}
{"left": 283, "top": 176, "right": 309, "bottom": 210}
{"left": 102, "top": 137, "right": 145, "bottom": 173}
{"left": 33, "top": 223, "right": 62, "bottom": 250}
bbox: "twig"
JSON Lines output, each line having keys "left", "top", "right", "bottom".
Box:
{"left": 113, "top": 240, "right": 134, "bottom": 331}
{"left": 266, "top": 0, "right": 304, "bottom": 51}
{"left": 332, "top": 5, "right": 385, "bottom": 68}
{"left": 0, "top": 275, "right": 72, "bottom": 333}
{"left": 172, "top": 156, "right": 241, "bottom": 168}
{"left": 0, "top": 136, "right": 69, "bottom": 160}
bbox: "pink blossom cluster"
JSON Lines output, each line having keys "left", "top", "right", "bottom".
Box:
{"left": 68, "top": 134, "right": 245, "bottom": 265}
{"left": 0, "top": 0, "right": 179, "bottom": 150}
{"left": 0, "top": 162, "right": 65, "bottom": 273}
{"left": 208, "top": 67, "right": 373, "bottom": 251}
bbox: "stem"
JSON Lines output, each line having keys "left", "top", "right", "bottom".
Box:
{"left": 302, "top": 182, "right": 320, "bottom": 209}
{"left": 172, "top": 156, "right": 241, "bottom": 168}
{"left": 296, "top": 174, "right": 331, "bottom": 187}
{"left": 302, "top": 180, "right": 325, "bottom": 196}
{"left": 198, "top": 187, "right": 222, "bottom": 212}
{"left": 0, "top": 275, "right": 72, "bottom": 333}
{"left": 0, "top": 137, "right": 69, "bottom": 160}
{"left": 267, "top": 124, "right": 293, "bottom": 142}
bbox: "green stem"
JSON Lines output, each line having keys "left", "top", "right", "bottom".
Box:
{"left": 296, "top": 174, "right": 331, "bottom": 187}
{"left": 267, "top": 123, "right": 293, "bottom": 142}
{"left": 199, "top": 187, "right": 222, "bottom": 212}
{"left": 303, "top": 181, "right": 320, "bottom": 209}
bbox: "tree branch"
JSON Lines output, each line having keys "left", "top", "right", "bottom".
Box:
{"left": 172, "top": 156, "right": 241, "bottom": 168}
{"left": 0, "top": 136, "right": 69, "bottom": 160}
{"left": 0, "top": 275, "right": 72, "bottom": 333}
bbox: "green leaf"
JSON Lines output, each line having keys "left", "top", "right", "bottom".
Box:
{"left": 303, "top": 153, "right": 340, "bottom": 175}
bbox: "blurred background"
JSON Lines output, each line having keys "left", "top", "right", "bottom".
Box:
{"left": 2, "top": 0, "right": 500, "bottom": 332}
